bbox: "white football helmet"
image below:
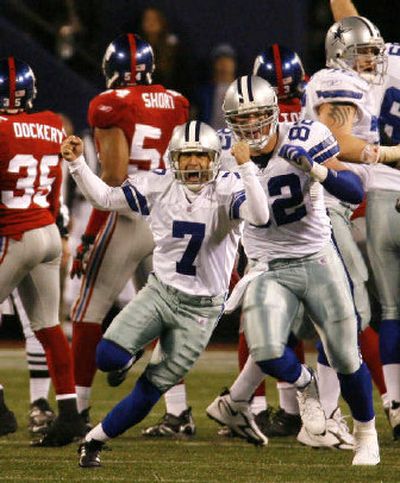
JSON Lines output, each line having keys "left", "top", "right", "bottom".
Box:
{"left": 168, "top": 121, "right": 221, "bottom": 191}
{"left": 223, "top": 75, "right": 279, "bottom": 150}
{"left": 325, "top": 16, "right": 387, "bottom": 84}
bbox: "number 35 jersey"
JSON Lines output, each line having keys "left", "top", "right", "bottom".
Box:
{"left": 88, "top": 85, "right": 189, "bottom": 173}
{"left": 0, "top": 111, "right": 65, "bottom": 239}
{"left": 121, "top": 170, "right": 245, "bottom": 296}
{"left": 220, "top": 121, "right": 337, "bottom": 263}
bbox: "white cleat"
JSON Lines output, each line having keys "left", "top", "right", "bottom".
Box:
{"left": 296, "top": 369, "right": 326, "bottom": 436}
{"left": 297, "top": 408, "right": 354, "bottom": 450}
{"left": 352, "top": 429, "right": 380, "bottom": 466}
{"left": 389, "top": 401, "right": 400, "bottom": 440}
{"left": 206, "top": 389, "right": 268, "bottom": 446}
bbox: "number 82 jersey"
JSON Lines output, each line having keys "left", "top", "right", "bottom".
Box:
{"left": 243, "top": 120, "right": 337, "bottom": 262}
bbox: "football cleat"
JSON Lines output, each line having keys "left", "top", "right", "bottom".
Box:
{"left": 28, "top": 398, "right": 56, "bottom": 435}
{"left": 217, "top": 425, "right": 237, "bottom": 438}
{"left": 80, "top": 407, "right": 93, "bottom": 433}
{"left": 389, "top": 401, "right": 400, "bottom": 440}
{"left": 352, "top": 427, "right": 380, "bottom": 465}
{"left": 106, "top": 349, "right": 144, "bottom": 387}
{"left": 296, "top": 368, "right": 326, "bottom": 435}
{"left": 78, "top": 439, "right": 104, "bottom": 468}
{"left": 142, "top": 407, "right": 196, "bottom": 437}
{"left": 206, "top": 389, "right": 268, "bottom": 446}
{"left": 0, "top": 406, "right": 17, "bottom": 436}
{"left": 32, "top": 414, "right": 87, "bottom": 447}
{"left": 297, "top": 408, "right": 354, "bottom": 450}
{"left": 256, "top": 407, "right": 301, "bottom": 437}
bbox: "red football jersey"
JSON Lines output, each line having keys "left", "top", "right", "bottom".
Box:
{"left": 278, "top": 98, "right": 302, "bottom": 123}
{"left": 0, "top": 111, "right": 65, "bottom": 239}
{"left": 88, "top": 85, "right": 189, "bottom": 172}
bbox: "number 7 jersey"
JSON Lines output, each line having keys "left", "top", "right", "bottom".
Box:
{"left": 220, "top": 121, "right": 337, "bottom": 262}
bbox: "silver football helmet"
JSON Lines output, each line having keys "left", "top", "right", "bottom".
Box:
{"left": 168, "top": 121, "right": 221, "bottom": 191}
{"left": 223, "top": 75, "right": 279, "bottom": 150}
{"left": 325, "top": 16, "right": 387, "bottom": 84}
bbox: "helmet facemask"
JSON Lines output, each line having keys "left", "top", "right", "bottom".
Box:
{"left": 169, "top": 146, "right": 220, "bottom": 192}
{"left": 225, "top": 105, "right": 279, "bottom": 150}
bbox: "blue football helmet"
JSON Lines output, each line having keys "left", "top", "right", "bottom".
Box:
{"left": 0, "top": 57, "right": 37, "bottom": 111}
{"left": 253, "top": 44, "right": 306, "bottom": 101}
{"left": 102, "top": 33, "right": 155, "bottom": 89}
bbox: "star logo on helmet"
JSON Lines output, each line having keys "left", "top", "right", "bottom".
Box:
{"left": 332, "top": 25, "right": 351, "bottom": 45}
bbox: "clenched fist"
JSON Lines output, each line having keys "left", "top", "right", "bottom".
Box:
{"left": 231, "top": 141, "right": 251, "bottom": 166}
{"left": 61, "top": 135, "right": 84, "bottom": 162}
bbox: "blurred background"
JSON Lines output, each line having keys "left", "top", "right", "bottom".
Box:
{"left": 0, "top": 0, "right": 394, "bottom": 343}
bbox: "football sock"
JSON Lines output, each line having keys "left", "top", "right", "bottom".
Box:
{"left": 72, "top": 322, "right": 102, "bottom": 387}
{"left": 238, "top": 332, "right": 266, "bottom": 401}
{"left": 76, "top": 386, "right": 92, "bottom": 413}
{"left": 102, "top": 374, "right": 161, "bottom": 438}
{"left": 25, "top": 333, "right": 50, "bottom": 403}
{"left": 85, "top": 423, "right": 110, "bottom": 443}
{"left": 164, "top": 382, "right": 187, "bottom": 416}
{"left": 277, "top": 382, "right": 299, "bottom": 415}
{"left": 231, "top": 355, "right": 265, "bottom": 402}
{"left": 317, "top": 362, "right": 340, "bottom": 418}
{"left": 257, "top": 347, "right": 302, "bottom": 385}
{"left": 251, "top": 395, "right": 267, "bottom": 415}
{"left": 360, "top": 326, "right": 387, "bottom": 396}
{"left": 380, "top": 319, "right": 400, "bottom": 403}
{"left": 382, "top": 364, "right": 400, "bottom": 403}
{"left": 338, "top": 363, "right": 374, "bottom": 422}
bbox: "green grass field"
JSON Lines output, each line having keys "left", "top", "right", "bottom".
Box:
{"left": 0, "top": 348, "right": 398, "bottom": 482}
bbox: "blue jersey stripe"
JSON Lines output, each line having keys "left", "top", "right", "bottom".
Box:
{"left": 316, "top": 89, "right": 363, "bottom": 100}
{"left": 131, "top": 185, "right": 150, "bottom": 215}
{"left": 122, "top": 185, "right": 140, "bottom": 213}
{"left": 313, "top": 144, "right": 340, "bottom": 164}
{"left": 229, "top": 190, "right": 246, "bottom": 219}
{"left": 308, "top": 135, "right": 337, "bottom": 158}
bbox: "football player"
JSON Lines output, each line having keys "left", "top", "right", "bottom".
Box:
{"left": 304, "top": 15, "right": 400, "bottom": 443}
{"left": 69, "top": 34, "right": 190, "bottom": 427}
{"left": 331, "top": 0, "right": 400, "bottom": 441}
{"left": 0, "top": 57, "right": 86, "bottom": 445}
{"left": 206, "top": 75, "right": 379, "bottom": 465}
{"left": 61, "top": 120, "right": 270, "bottom": 467}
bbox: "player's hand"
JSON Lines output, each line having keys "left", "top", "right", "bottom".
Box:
{"left": 70, "top": 234, "right": 95, "bottom": 279}
{"left": 279, "top": 144, "right": 314, "bottom": 172}
{"left": 232, "top": 141, "right": 251, "bottom": 165}
{"left": 61, "top": 135, "right": 83, "bottom": 162}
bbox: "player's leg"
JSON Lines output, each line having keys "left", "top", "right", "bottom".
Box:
{"left": 0, "top": 383, "right": 17, "bottom": 436}
{"left": 305, "top": 242, "right": 378, "bottom": 465}
{"left": 12, "top": 290, "right": 54, "bottom": 435}
{"left": 367, "top": 190, "right": 400, "bottom": 439}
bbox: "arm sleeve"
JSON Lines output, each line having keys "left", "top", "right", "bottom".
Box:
{"left": 68, "top": 155, "right": 132, "bottom": 213}
{"left": 231, "top": 162, "right": 269, "bottom": 225}
{"left": 322, "top": 169, "right": 364, "bottom": 204}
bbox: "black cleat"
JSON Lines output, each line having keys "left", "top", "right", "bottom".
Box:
{"left": 0, "top": 406, "right": 17, "bottom": 436}
{"left": 79, "top": 407, "right": 93, "bottom": 433}
{"left": 256, "top": 407, "right": 301, "bottom": 437}
{"left": 107, "top": 349, "right": 144, "bottom": 387}
{"left": 32, "top": 414, "right": 87, "bottom": 447}
{"left": 142, "top": 407, "right": 196, "bottom": 437}
{"left": 28, "top": 398, "right": 56, "bottom": 435}
{"left": 78, "top": 439, "right": 103, "bottom": 468}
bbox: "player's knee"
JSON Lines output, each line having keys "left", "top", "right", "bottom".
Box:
{"left": 96, "top": 338, "right": 132, "bottom": 372}
{"left": 327, "top": 350, "right": 361, "bottom": 375}
{"left": 249, "top": 343, "right": 285, "bottom": 363}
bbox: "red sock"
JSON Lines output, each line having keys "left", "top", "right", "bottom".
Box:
{"left": 294, "top": 340, "right": 305, "bottom": 364}
{"left": 360, "top": 326, "right": 387, "bottom": 396}
{"left": 238, "top": 331, "right": 265, "bottom": 397}
{"left": 34, "top": 325, "right": 75, "bottom": 396}
{"left": 72, "top": 322, "right": 103, "bottom": 387}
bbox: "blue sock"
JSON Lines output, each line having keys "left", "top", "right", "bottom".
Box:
{"left": 96, "top": 339, "right": 132, "bottom": 372}
{"left": 338, "top": 363, "right": 374, "bottom": 422}
{"left": 257, "top": 347, "right": 302, "bottom": 383}
{"left": 380, "top": 319, "right": 400, "bottom": 365}
{"left": 102, "top": 374, "right": 161, "bottom": 438}
{"left": 316, "top": 340, "right": 330, "bottom": 366}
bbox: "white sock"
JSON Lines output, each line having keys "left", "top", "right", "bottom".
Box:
{"left": 85, "top": 423, "right": 110, "bottom": 443}
{"left": 0, "top": 384, "right": 3, "bottom": 391}
{"left": 30, "top": 378, "right": 51, "bottom": 404}
{"left": 294, "top": 365, "right": 312, "bottom": 389}
{"left": 76, "top": 386, "right": 92, "bottom": 413}
{"left": 251, "top": 395, "right": 267, "bottom": 415}
{"left": 382, "top": 364, "right": 400, "bottom": 403}
{"left": 381, "top": 392, "right": 390, "bottom": 410}
{"left": 164, "top": 383, "right": 187, "bottom": 416}
{"left": 353, "top": 417, "right": 376, "bottom": 434}
{"left": 317, "top": 362, "right": 340, "bottom": 418}
{"left": 230, "top": 356, "right": 265, "bottom": 402}
{"left": 277, "top": 382, "right": 299, "bottom": 415}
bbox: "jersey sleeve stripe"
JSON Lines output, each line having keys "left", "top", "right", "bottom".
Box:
{"left": 229, "top": 190, "right": 246, "bottom": 220}
{"left": 122, "top": 185, "right": 140, "bottom": 213}
{"left": 316, "top": 89, "right": 363, "bottom": 100}
{"left": 131, "top": 185, "right": 150, "bottom": 215}
{"left": 308, "top": 135, "right": 337, "bottom": 158}
{"left": 313, "top": 143, "right": 340, "bottom": 163}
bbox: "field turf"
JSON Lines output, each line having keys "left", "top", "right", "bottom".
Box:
{"left": 0, "top": 348, "right": 398, "bottom": 482}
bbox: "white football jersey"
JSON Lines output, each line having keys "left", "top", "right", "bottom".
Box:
{"left": 122, "top": 169, "right": 244, "bottom": 296}
{"left": 380, "top": 43, "right": 400, "bottom": 143}
{"left": 220, "top": 121, "right": 337, "bottom": 262}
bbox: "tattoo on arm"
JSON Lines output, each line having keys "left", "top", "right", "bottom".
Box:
{"left": 327, "top": 104, "right": 354, "bottom": 128}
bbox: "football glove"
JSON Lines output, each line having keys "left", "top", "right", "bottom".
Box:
{"left": 278, "top": 144, "right": 314, "bottom": 172}
{"left": 70, "top": 234, "right": 96, "bottom": 279}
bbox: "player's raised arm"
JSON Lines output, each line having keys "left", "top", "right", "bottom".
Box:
{"left": 330, "top": 0, "right": 358, "bottom": 21}
{"left": 231, "top": 140, "right": 269, "bottom": 225}
{"left": 62, "top": 136, "right": 132, "bottom": 212}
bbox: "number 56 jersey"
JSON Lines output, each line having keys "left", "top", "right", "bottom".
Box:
{"left": 221, "top": 121, "right": 338, "bottom": 263}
